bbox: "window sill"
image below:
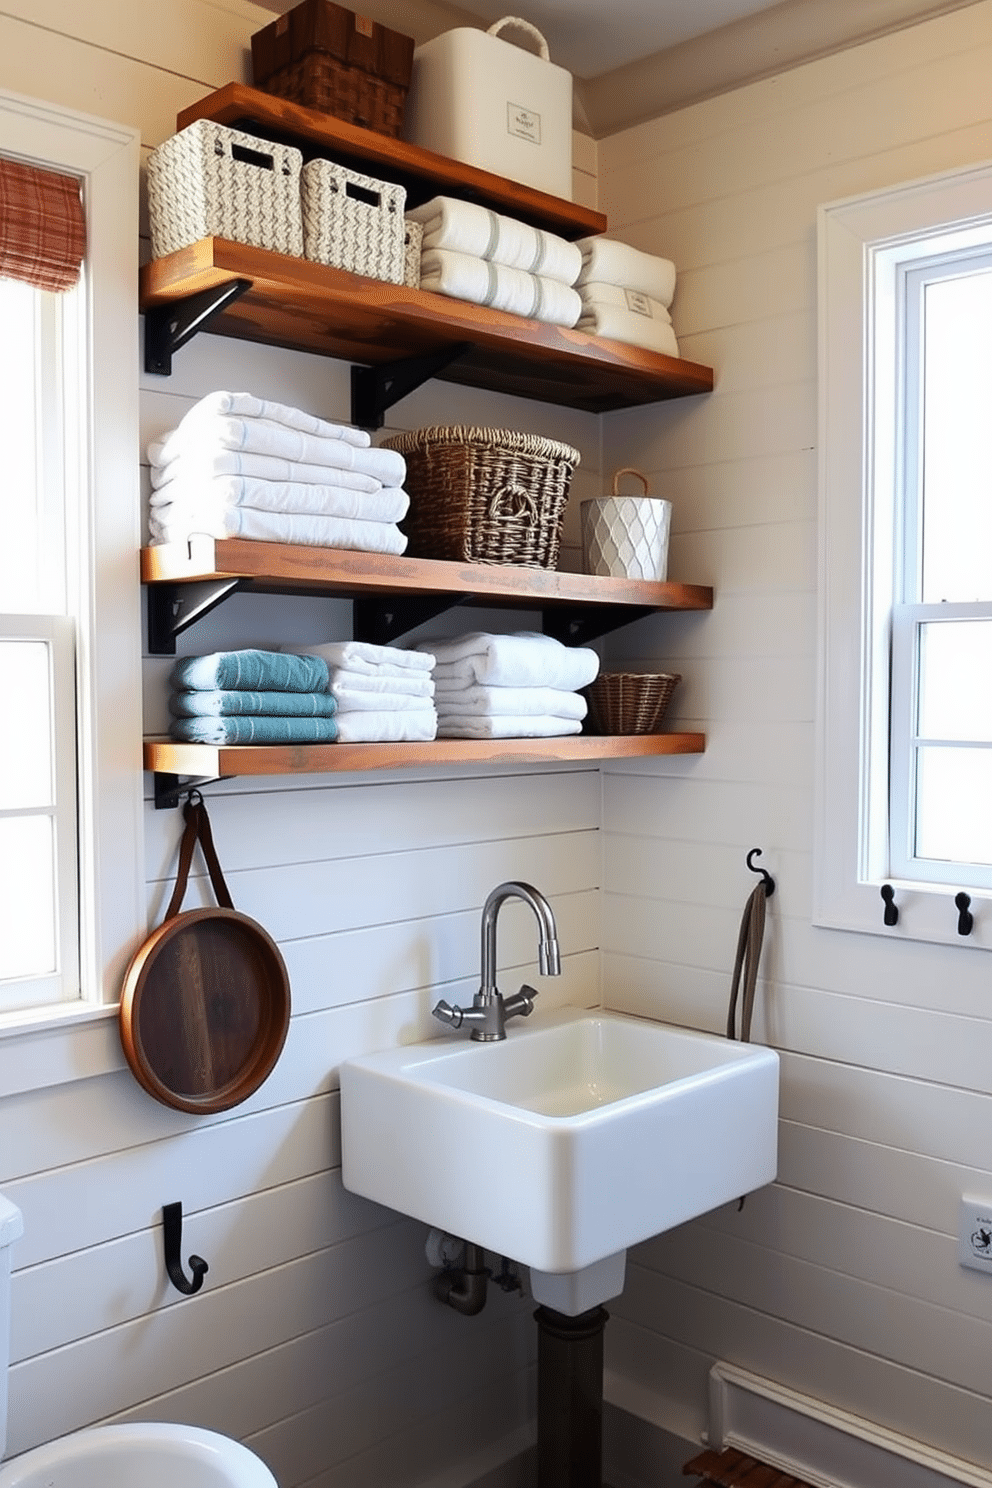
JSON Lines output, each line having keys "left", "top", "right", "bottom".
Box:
{"left": 0, "top": 1001, "right": 125, "bottom": 1097}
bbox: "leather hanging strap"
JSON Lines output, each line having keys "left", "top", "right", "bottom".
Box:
{"left": 164, "top": 792, "right": 235, "bottom": 921}
{"left": 726, "top": 882, "right": 767, "bottom": 1044}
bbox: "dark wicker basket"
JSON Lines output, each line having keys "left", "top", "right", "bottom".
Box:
{"left": 382, "top": 425, "right": 580, "bottom": 568}
{"left": 251, "top": 1, "right": 414, "bottom": 137}
{"left": 585, "top": 672, "right": 681, "bottom": 735}
{"left": 256, "top": 55, "right": 408, "bottom": 134}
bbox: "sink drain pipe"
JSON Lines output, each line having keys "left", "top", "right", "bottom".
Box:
{"left": 535, "top": 1303, "right": 609, "bottom": 1488}
{"left": 432, "top": 1241, "right": 489, "bottom": 1315}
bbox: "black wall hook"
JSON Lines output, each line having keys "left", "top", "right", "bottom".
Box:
{"left": 955, "top": 892, "right": 974, "bottom": 937}
{"left": 162, "top": 1201, "right": 208, "bottom": 1296}
{"left": 880, "top": 884, "right": 899, "bottom": 926}
{"left": 745, "top": 848, "right": 775, "bottom": 897}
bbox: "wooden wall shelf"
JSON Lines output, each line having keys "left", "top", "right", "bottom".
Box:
{"left": 139, "top": 239, "right": 713, "bottom": 415}
{"left": 143, "top": 540, "right": 711, "bottom": 801}
{"left": 176, "top": 83, "right": 606, "bottom": 240}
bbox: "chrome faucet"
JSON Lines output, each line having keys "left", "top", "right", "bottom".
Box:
{"left": 432, "top": 881, "right": 561, "bottom": 1041}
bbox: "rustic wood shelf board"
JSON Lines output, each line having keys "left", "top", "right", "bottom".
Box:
{"left": 146, "top": 733, "right": 707, "bottom": 784}
{"left": 141, "top": 538, "right": 713, "bottom": 612}
{"left": 176, "top": 84, "right": 607, "bottom": 240}
{"left": 139, "top": 239, "right": 713, "bottom": 414}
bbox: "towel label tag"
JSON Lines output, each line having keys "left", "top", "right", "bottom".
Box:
{"left": 507, "top": 103, "right": 541, "bottom": 145}
{"left": 624, "top": 289, "right": 653, "bottom": 317}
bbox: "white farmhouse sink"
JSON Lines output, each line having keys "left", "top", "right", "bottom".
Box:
{"left": 340, "top": 1007, "right": 779, "bottom": 1297}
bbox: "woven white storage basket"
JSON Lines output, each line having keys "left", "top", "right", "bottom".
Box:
{"left": 147, "top": 119, "right": 304, "bottom": 260}
{"left": 301, "top": 158, "right": 406, "bottom": 284}
{"left": 403, "top": 217, "right": 423, "bottom": 288}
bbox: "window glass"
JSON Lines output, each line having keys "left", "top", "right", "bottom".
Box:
{"left": 920, "top": 271, "right": 992, "bottom": 604}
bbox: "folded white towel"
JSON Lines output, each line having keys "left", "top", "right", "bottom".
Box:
{"left": 423, "top": 632, "right": 600, "bottom": 691}
{"left": 153, "top": 420, "right": 407, "bottom": 488}
{"left": 437, "top": 715, "right": 584, "bottom": 739}
{"left": 406, "top": 196, "right": 582, "bottom": 285}
{"left": 335, "top": 709, "right": 438, "bottom": 743}
{"left": 297, "top": 640, "right": 435, "bottom": 675}
{"left": 329, "top": 669, "right": 434, "bottom": 698}
{"left": 578, "top": 281, "right": 672, "bottom": 325}
{"left": 149, "top": 506, "right": 408, "bottom": 553}
{"left": 576, "top": 303, "right": 680, "bottom": 358}
{"left": 174, "top": 391, "right": 370, "bottom": 447}
{"left": 148, "top": 476, "right": 409, "bottom": 524}
{"left": 419, "top": 248, "right": 581, "bottom": 328}
{"left": 332, "top": 683, "right": 436, "bottom": 712}
{"left": 434, "top": 684, "right": 588, "bottom": 720}
{"left": 148, "top": 448, "right": 382, "bottom": 494}
{"left": 574, "top": 237, "right": 676, "bottom": 305}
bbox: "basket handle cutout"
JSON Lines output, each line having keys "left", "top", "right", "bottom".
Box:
{"left": 229, "top": 142, "right": 275, "bottom": 172}
{"left": 611, "top": 467, "right": 650, "bottom": 497}
{"left": 345, "top": 180, "right": 382, "bottom": 207}
{"left": 490, "top": 483, "right": 539, "bottom": 522}
{"left": 487, "top": 16, "right": 551, "bottom": 60}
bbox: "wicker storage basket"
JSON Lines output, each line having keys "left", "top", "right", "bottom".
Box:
{"left": 251, "top": 0, "right": 414, "bottom": 137}
{"left": 301, "top": 158, "right": 406, "bottom": 282}
{"left": 403, "top": 217, "right": 423, "bottom": 288}
{"left": 147, "top": 120, "right": 304, "bottom": 261}
{"left": 382, "top": 425, "right": 579, "bottom": 568}
{"left": 585, "top": 672, "right": 681, "bottom": 735}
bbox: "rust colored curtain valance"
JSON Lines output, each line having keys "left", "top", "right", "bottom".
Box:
{"left": 0, "top": 156, "right": 86, "bottom": 292}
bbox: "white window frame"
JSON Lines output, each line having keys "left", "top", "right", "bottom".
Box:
{"left": 816, "top": 158, "right": 992, "bottom": 949}
{"left": 0, "top": 88, "right": 144, "bottom": 1068}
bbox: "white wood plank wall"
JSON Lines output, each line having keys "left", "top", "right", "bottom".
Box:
{"left": 595, "top": 0, "right": 992, "bottom": 1472}
{"left": 0, "top": 3, "right": 604, "bottom": 1485}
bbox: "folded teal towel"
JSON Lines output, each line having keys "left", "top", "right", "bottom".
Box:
{"left": 170, "top": 649, "right": 330, "bottom": 694}
{"left": 169, "top": 715, "right": 339, "bottom": 745}
{"left": 170, "top": 689, "right": 338, "bottom": 719}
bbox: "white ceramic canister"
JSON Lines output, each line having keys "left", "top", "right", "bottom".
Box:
{"left": 581, "top": 468, "right": 672, "bottom": 581}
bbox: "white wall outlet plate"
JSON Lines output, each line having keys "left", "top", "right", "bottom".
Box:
{"left": 958, "top": 1196, "right": 992, "bottom": 1273}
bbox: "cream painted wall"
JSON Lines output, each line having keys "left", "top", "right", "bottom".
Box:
{"left": 596, "top": 0, "right": 992, "bottom": 1470}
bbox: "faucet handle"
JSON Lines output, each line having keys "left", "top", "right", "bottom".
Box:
{"left": 432, "top": 999, "right": 464, "bottom": 1028}
{"left": 502, "top": 984, "right": 538, "bottom": 1022}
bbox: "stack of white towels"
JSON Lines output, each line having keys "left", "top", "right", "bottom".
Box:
{"left": 292, "top": 640, "right": 437, "bottom": 743}
{"left": 405, "top": 195, "right": 582, "bottom": 328}
{"left": 147, "top": 390, "right": 409, "bottom": 553}
{"left": 573, "top": 237, "right": 679, "bottom": 358}
{"left": 419, "top": 632, "right": 600, "bottom": 739}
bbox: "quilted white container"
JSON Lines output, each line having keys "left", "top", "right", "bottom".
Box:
{"left": 301, "top": 158, "right": 406, "bottom": 284}
{"left": 581, "top": 469, "right": 672, "bottom": 581}
{"left": 404, "top": 18, "right": 573, "bottom": 201}
{"left": 147, "top": 119, "right": 304, "bottom": 260}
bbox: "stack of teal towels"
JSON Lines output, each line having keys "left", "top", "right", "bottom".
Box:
{"left": 169, "top": 649, "right": 338, "bottom": 745}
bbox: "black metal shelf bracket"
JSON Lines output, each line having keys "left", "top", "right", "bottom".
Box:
{"left": 542, "top": 604, "right": 656, "bottom": 647}
{"left": 353, "top": 594, "right": 467, "bottom": 646}
{"left": 153, "top": 772, "right": 219, "bottom": 810}
{"left": 144, "top": 279, "right": 253, "bottom": 376}
{"left": 351, "top": 342, "right": 471, "bottom": 429}
{"left": 147, "top": 578, "right": 244, "bottom": 655}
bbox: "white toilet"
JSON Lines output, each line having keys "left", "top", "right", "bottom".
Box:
{"left": 0, "top": 1195, "right": 277, "bottom": 1487}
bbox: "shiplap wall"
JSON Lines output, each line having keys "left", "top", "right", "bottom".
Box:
{"left": 0, "top": 3, "right": 603, "bottom": 1485}
{"left": 595, "top": 1, "right": 992, "bottom": 1471}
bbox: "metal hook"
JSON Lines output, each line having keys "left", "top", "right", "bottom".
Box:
{"left": 745, "top": 848, "right": 775, "bottom": 897}
{"left": 880, "top": 884, "right": 899, "bottom": 926}
{"left": 955, "top": 892, "right": 974, "bottom": 937}
{"left": 162, "top": 1201, "right": 208, "bottom": 1296}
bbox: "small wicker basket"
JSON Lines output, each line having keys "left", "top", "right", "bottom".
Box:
{"left": 382, "top": 425, "right": 580, "bottom": 568}
{"left": 585, "top": 672, "right": 681, "bottom": 735}
{"left": 301, "top": 158, "right": 406, "bottom": 282}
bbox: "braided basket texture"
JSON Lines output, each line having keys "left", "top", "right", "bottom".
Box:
{"left": 258, "top": 55, "right": 409, "bottom": 135}
{"left": 382, "top": 426, "right": 580, "bottom": 568}
{"left": 301, "top": 159, "right": 406, "bottom": 282}
{"left": 585, "top": 672, "right": 681, "bottom": 735}
{"left": 147, "top": 120, "right": 304, "bottom": 261}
